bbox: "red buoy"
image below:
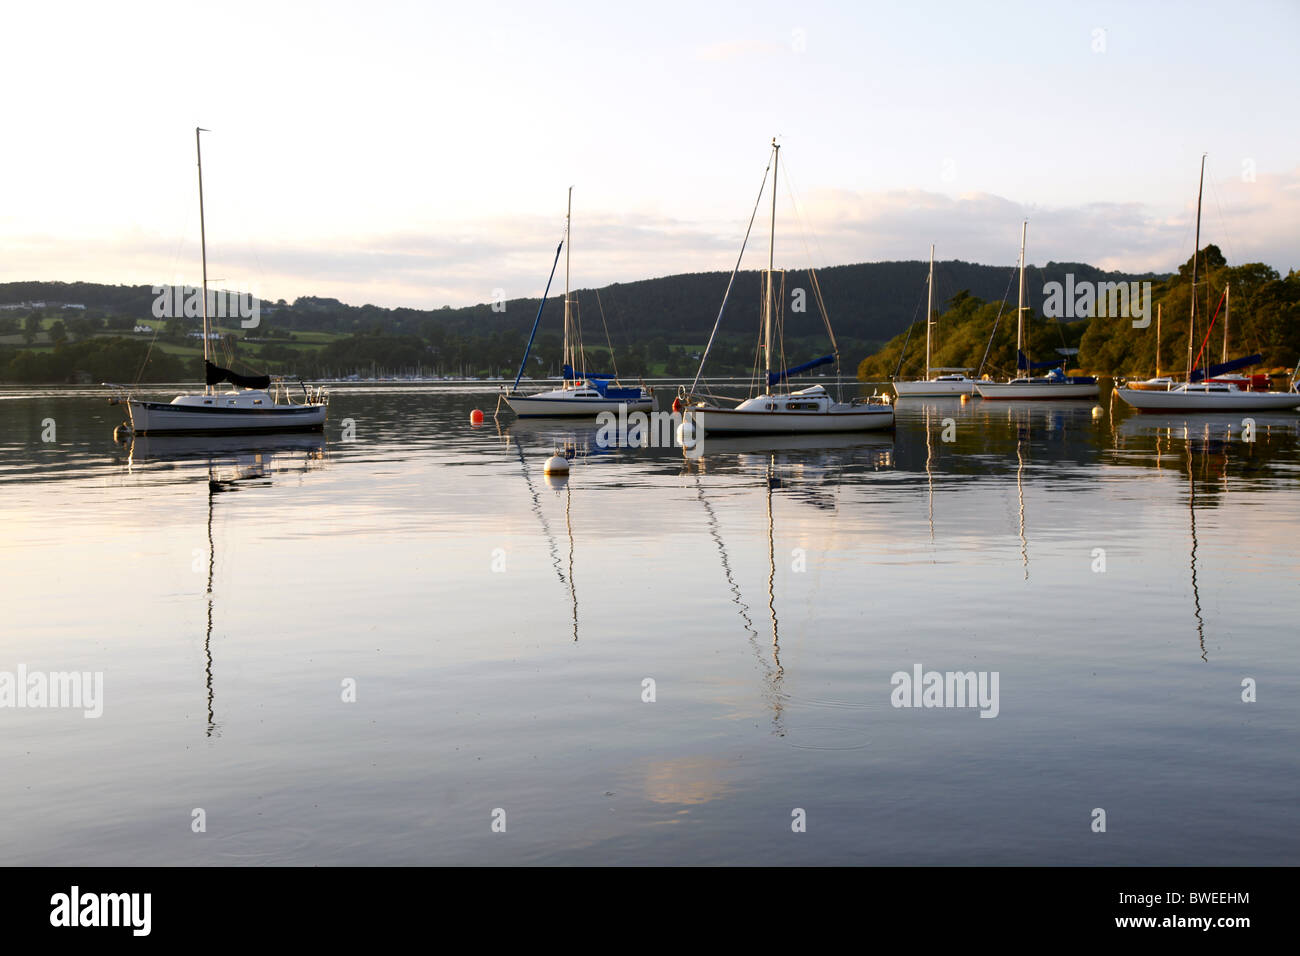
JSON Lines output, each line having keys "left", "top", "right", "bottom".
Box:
{"left": 470, "top": 409, "right": 485, "bottom": 425}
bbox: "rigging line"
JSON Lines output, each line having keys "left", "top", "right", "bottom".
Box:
{"left": 781, "top": 163, "right": 838, "bottom": 352}
{"left": 779, "top": 161, "right": 842, "bottom": 391}
{"left": 594, "top": 289, "right": 620, "bottom": 380}
{"left": 779, "top": 154, "right": 835, "bottom": 293}
{"left": 689, "top": 151, "right": 773, "bottom": 396}
{"left": 896, "top": 272, "right": 930, "bottom": 378}
{"left": 1206, "top": 167, "right": 1236, "bottom": 268}
{"left": 977, "top": 264, "right": 1020, "bottom": 377}
{"left": 1023, "top": 264, "right": 1067, "bottom": 352}
{"left": 776, "top": 271, "right": 789, "bottom": 390}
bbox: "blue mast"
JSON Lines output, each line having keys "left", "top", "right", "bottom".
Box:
{"left": 510, "top": 234, "right": 565, "bottom": 393}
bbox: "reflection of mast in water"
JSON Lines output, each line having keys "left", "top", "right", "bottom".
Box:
{"left": 1185, "top": 430, "right": 1208, "bottom": 662}
{"left": 504, "top": 430, "right": 568, "bottom": 584}
{"left": 204, "top": 471, "right": 217, "bottom": 737}
{"left": 925, "top": 405, "right": 935, "bottom": 543}
{"left": 691, "top": 463, "right": 784, "bottom": 734}
{"left": 502, "top": 425, "right": 579, "bottom": 641}
{"left": 694, "top": 475, "right": 755, "bottom": 638}
{"left": 764, "top": 456, "right": 785, "bottom": 722}
{"left": 563, "top": 478, "right": 578, "bottom": 643}
{"left": 1015, "top": 433, "right": 1028, "bottom": 581}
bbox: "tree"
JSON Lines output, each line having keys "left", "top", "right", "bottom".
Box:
{"left": 23, "top": 311, "right": 42, "bottom": 344}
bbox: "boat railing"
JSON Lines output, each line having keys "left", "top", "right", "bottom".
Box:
{"left": 102, "top": 382, "right": 133, "bottom": 405}
{"left": 851, "top": 393, "right": 893, "bottom": 407}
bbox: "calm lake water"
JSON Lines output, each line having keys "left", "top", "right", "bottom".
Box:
{"left": 1, "top": 382, "right": 1297, "bottom": 865}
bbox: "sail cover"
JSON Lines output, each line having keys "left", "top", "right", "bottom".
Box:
{"left": 1189, "top": 353, "right": 1263, "bottom": 382}
{"left": 205, "top": 360, "right": 271, "bottom": 390}
{"left": 1018, "top": 350, "right": 1063, "bottom": 371}
{"left": 768, "top": 354, "right": 835, "bottom": 386}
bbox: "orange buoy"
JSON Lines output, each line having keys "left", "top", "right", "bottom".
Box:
{"left": 470, "top": 409, "right": 485, "bottom": 425}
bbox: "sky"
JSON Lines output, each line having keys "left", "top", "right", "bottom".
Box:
{"left": 2, "top": 0, "right": 1297, "bottom": 309}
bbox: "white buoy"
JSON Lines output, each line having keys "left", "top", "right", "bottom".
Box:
{"left": 1091, "top": 405, "right": 1104, "bottom": 419}
{"left": 543, "top": 454, "right": 569, "bottom": 475}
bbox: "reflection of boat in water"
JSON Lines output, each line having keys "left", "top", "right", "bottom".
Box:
{"left": 1117, "top": 412, "right": 1299, "bottom": 442}
{"left": 121, "top": 434, "right": 326, "bottom": 734}
{"left": 692, "top": 432, "right": 894, "bottom": 457}
{"left": 500, "top": 423, "right": 580, "bottom": 640}
{"left": 692, "top": 463, "right": 785, "bottom": 735}
{"left": 126, "top": 433, "right": 327, "bottom": 484}
{"left": 127, "top": 432, "right": 327, "bottom": 464}
{"left": 689, "top": 432, "right": 893, "bottom": 508}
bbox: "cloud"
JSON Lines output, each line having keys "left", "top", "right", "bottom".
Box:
{"left": 693, "top": 37, "right": 787, "bottom": 62}
{"left": 3, "top": 170, "right": 1294, "bottom": 309}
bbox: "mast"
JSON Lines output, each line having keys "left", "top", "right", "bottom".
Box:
{"left": 196, "top": 127, "right": 210, "bottom": 392}
{"left": 1155, "top": 302, "right": 1162, "bottom": 378}
{"left": 1222, "top": 282, "right": 1230, "bottom": 365}
{"left": 563, "top": 186, "right": 572, "bottom": 379}
{"left": 925, "top": 244, "right": 935, "bottom": 381}
{"left": 1016, "top": 221, "right": 1027, "bottom": 377}
{"left": 765, "top": 139, "right": 779, "bottom": 383}
{"left": 1187, "top": 154, "right": 1205, "bottom": 381}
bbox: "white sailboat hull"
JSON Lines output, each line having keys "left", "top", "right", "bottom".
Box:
{"left": 1116, "top": 387, "right": 1300, "bottom": 412}
{"left": 504, "top": 394, "right": 654, "bottom": 417}
{"left": 127, "top": 398, "right": 327, "bottom": 434}
{"left": 893, "top": 378, "right": 978, "bottom": 397}
{"left": 687, "top": 404, "right": 894, "bottom": 434}
{"left": 976, "top": 381, "right": 1100, "bottom": 400}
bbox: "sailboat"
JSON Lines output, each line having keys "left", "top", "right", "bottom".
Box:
{"left": 1124, "top": 303, "right": 1177, "bottom": 390}
{"left": 892, "top": 246, "right": 977, "bottom": 397}
{"left": 503, "top": 188, "right": 653, "bottom": 417}
{"left": 120, "top": 128, "right": 328, "bottom": 435}
{"left": 975, "top": 222, "right": 1100, "bottom": 400}
{"left": 1117, "top": 157, "right": 1300, "bottom": 413}
{"left": 680, "top": 140, "right": 894, "bottom": 435}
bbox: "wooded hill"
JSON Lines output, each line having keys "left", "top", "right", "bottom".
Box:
{"left": 0, "top": 258, "right": 1169, "bottom": 382}
{"left": 858, "top": 247, "right": 1300, "bottom": 381}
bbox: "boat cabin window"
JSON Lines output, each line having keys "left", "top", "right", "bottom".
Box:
{"left": 253, "top": 399, "right": 263, "bottom": 405}
{"left": 766, "top": 403, "right": 776, "bottom": 411}
{"left": 785, "top": 401, "right": 819, "bottom": 410}
{"left": 203, "top": 399, "right": 213, "bottom": 405}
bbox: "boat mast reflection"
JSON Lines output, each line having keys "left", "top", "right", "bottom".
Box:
{"left": 125, "top": 434, "right": 326, "bottom": 735}
{"left": 1185, "top": 428, "right": 1208, "bottom": 661}
{"left": 500, "top": 423, "right": 579, "bottom": 641}
{"left": 690, "top": 459, "right": 786, "bottom": 735}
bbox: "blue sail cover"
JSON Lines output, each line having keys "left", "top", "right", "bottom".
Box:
{"left": 767, "top": 354, "right": 835, "bottom": 387}
{"left": 561, "top": 365, "right": 614, "bottom": 381}
{"left": 1189, "top": 353, "right": 1263, "bottom": 382}
{"left": 1018, "top": 350, "right": 1063, "bottom": 371}
{"left": 559, "top": 364, "right": 639, "bottom": 397}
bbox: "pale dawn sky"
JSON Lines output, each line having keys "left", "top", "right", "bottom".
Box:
{"left": 2, "top": 0, "right": 1296, "bottom": 308}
